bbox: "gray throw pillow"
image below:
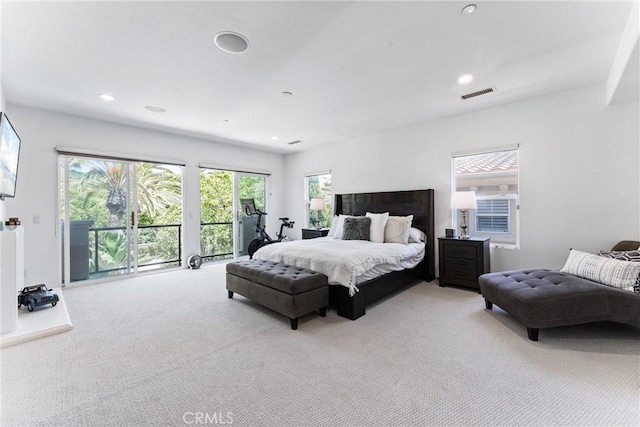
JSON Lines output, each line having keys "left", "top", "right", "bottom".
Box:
{"left": 342, "top": 217, "right": 371, "bottom": 241}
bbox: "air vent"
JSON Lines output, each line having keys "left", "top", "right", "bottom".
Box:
{"left": 287, "top": 140, "right": 302, "bottom": 145}
{"left": 461, "top": 86, "right": 496, "bottom": 100}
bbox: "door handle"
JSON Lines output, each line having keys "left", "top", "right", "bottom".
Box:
{"left": 131, "top": 211, "right": 135, "bottom": 227}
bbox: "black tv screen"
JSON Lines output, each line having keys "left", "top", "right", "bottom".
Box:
{"left": 0, "top": 112, "right": 21, "bottom": 199}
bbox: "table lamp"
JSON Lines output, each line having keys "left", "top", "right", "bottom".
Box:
{"left": 310, "top": 198, "right": 325, "bottom": 229}
{"left": 450, "top": 191, "right": 477, "bottom": 239}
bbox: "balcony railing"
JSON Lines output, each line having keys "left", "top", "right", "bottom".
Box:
{"left": 200, "top": 221, "right": 233, "bottom": 261}
{"left": 88, "top": 224, "right": 183, "bottom": 277}
{"left": 86, "top": 221, "right": 236, "bottom": 277}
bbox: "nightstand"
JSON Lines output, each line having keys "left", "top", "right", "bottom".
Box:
{"left": 302, "top": 228, "right": 330, "bottom": 239}
{"left": 438, "top": 237, "right": 490, "bottom": 291}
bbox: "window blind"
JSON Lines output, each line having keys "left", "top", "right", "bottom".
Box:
{"left": 476, "top": 199, "right": 509, "bottom": 233}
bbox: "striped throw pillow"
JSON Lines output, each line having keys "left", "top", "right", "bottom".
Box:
{"left": 598, "top": 250, "right": 640, "bottom": 292}
{"left": 560, "top": 249, "right": 640, "bottom": 292}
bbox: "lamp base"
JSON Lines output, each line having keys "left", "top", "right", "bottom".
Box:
{"left": 459, "top": 210, "right": 471, "bottom": 239}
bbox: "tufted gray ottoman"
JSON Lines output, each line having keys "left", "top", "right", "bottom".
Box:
{"left": 226, "top": 259, "right": 329, "bottom": 330}
{"left": 479, "top": 269, "right": 640, "bottom": 341}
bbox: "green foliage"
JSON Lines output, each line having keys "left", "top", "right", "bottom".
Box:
{"left": 65, "top": 158, "right": 185, "bottom": 275}
{"left": 200, "top": 170, "right": 233, "bottom": 223}
{"left": 136, "top": 163, "right": 182, "bottom": 224}
{"left": 200, "top": 170, "right": 234, "bottom": 259}
{"left": 91, "top": 230, "right": 128, "bottom": 273}
{"left": 63, "top": 158, "right": 312, "bottom": 274}
{"left": 307, "top": 174, "right": 333, "bottom": 228}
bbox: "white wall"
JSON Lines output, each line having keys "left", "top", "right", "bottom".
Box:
{"left": 284, "top": 84, "right": 640, "bottom": 273}
{"left": 2, "top": 104, "right": 285, "bottom": 286}
{"left": 0, "top": 2, "right": 6, "bottom": 224}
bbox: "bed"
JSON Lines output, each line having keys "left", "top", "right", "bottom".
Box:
{"left": 254, "top": 188, "right": 435, "bottom": 320}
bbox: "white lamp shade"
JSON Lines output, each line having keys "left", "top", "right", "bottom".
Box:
{"left": 450, "top": 191, "right": 477, "bottom": 210}
{"left": 310, "top": 198, "right": 325, "bottom": 210}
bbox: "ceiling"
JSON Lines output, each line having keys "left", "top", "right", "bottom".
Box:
{"left": 2, "top": 1, "right": 636, "bottom": 153}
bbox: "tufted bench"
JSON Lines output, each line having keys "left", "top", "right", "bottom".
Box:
{"left": 226, "top": 259, "right": 329, "bottom": 330}
{"left": 479, "top": 269, "right": 640, "bottom": 341}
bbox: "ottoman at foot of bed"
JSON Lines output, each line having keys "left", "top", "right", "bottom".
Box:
{"left": 226, "top": 260, "right": 329, "bottom": 330}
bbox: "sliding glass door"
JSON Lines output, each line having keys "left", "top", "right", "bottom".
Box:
{"left": 60, "top": 155, "right": 183, "bottom": 284}
{"left": 199, "top": 168, "right": 267, "bottom": 262}
{"left": 236, "top": 173, "right": 267, "bottom": 258}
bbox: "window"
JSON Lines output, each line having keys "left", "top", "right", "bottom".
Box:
{"left": 305, "top": 172, "right": 332, "bottom": 229}
{"left": 452, "top": 147, "right": 519, "bottom": 247}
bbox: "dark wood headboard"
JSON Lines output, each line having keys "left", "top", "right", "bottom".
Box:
{"left": 334, "top": 189, "right": 435, "bottom": 281}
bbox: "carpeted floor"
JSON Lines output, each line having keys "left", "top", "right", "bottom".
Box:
{"left": 1, "top": 262, "right": 639, "bottom": 426}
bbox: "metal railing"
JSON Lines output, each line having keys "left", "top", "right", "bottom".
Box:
{"left": 86, "top": 221, "right": 237, "bottom": 277}
{"left": 200, "top": 221, "right": 234, "bottom": 261}
{"left": 89, "top": 224, "right": 182, "bottom": 276}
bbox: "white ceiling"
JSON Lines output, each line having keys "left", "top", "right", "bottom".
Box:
{"left": 2, "top": 1, "right": 636, "bottom": 153}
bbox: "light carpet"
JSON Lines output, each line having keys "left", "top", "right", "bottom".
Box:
{"left": 1, "top": 263, "right": 638, "bottom": 426}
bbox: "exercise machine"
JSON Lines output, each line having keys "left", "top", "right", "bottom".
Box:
{"left": 241, "top": 198, "right": 294, "bottom": 259}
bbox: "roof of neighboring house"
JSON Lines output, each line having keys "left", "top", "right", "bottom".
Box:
{"left": 455, "top": 150, "right": 519, "bottom": 175}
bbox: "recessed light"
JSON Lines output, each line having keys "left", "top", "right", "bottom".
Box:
{"left": 271, "top": 136, "right": 279, "bottom": 140}
{"left": 98, "top": 93, "right": 115, "bottom": 101}
{"left": 457, "top": 74, "right": 474, "bottom": 85}
{"left": 281, "top": 91, "right": 293, "bottom": 97}
{"left": 214, "top": 31, "right": 250, "bottom": 54}
{"left": 144, "top": 105, "right": 166, "bottom": 113}
{"left": 462, "top": 4, "right": 476, "bottom": 14}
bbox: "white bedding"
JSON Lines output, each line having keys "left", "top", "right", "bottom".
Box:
{"left": 253, "top": 237, "right": 425, "bottom": 296}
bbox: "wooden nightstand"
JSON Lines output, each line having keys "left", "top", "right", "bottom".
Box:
{"left": 438, "top": 237, "right": 490, "bottom": 291}
{"left": 302, "top": 228, "right": 330, "bottom": 239}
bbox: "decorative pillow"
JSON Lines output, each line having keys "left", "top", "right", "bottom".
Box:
{"left": 334, "top": 215, "right": 353, "bottom": 239}
{"left": 384, "top": 215, "right": 413, "bottom": 244}
{"left": 598, "top": 250, "right": 640, "bottom": 262}
{"left": 342, "top": 217, "right": 371, "bottom": 241}
{"left": 327, "top": 215, "right": 339, "bottom": 238}
{"left": 365, "top": 212, "right": 389, "bottom": 243}
{"left": 408, "top": 227, "right": 425, "bottom": 243}
{"left": 560, "top": 249, "right": 640, "bottom": 292}
{"left": 598, "top": 250, "right": 640, "bottom": 292}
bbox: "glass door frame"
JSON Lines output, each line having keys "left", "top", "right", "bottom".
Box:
{"left": 59, "top": 155, "right": 138, "bottom": 286}
{"left": 233, "top": 172, "right": 268, "bottom": 259}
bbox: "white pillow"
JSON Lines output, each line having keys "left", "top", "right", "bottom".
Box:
{"left": 384, "top": 215, "right": 413, "bottom": 244}
{"left": 327, "top": 215, "right": 339, "bottom": 238}
{"left": 560, "top": 249, "right": 640, "bottom": 292}
{"left": 366, "top": 212, "right": 389, "bottom": 243}
{"left": 334, "top": 215, "right": 353, "bottom": 240}
{"left": 408, "top": 227, "right": 425, "bottom": 243}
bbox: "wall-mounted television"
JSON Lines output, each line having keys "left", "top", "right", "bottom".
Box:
{"left": 0, "top": 112, "right": 21, "bottom": 200}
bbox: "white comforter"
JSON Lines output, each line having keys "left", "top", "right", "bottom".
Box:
{"left": 253, "top": 237, "right": 425, "bottom": 296}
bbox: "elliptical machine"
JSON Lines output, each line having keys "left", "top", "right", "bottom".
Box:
{"left": 241, "top": 199, "right": 294, "bottom": 259}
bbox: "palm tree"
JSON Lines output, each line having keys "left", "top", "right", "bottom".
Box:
{"left": 80, "top": 160, "right": 128, "bottom": 227}
{"left": 79, "top": 160, "right": 182, "bottom": 227}
{"left": 136, "top": 162, "right": 182, "bottom": 223}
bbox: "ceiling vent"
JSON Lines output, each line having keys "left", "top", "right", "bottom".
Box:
{"left": 461, "top": 86, "right": 496, "bottom": 100}
{"left": 287, "top": 140, "right": 302, "bottom": 145}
